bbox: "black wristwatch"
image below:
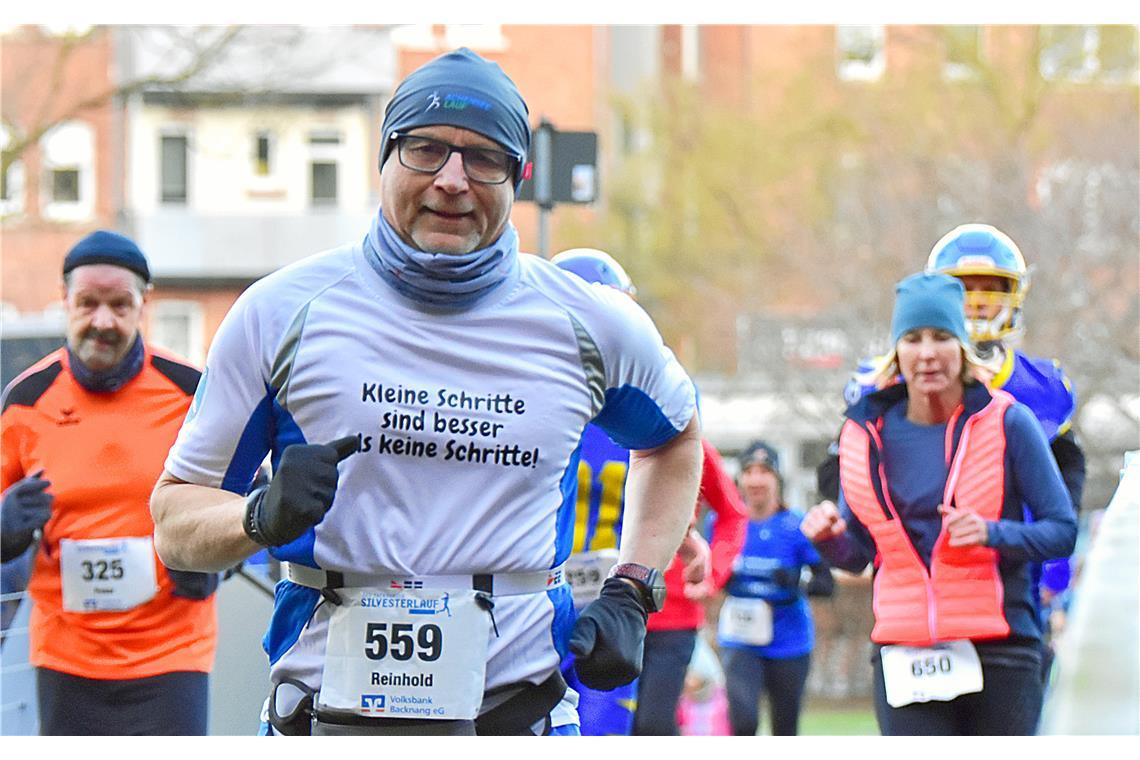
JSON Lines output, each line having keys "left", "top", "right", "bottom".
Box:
{"left": 608, "top": 562, "right": 667, "bottom": 613}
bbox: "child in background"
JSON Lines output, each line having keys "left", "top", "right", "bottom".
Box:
{"left": 677, "top": 632, "right": 732, "bottom": 736}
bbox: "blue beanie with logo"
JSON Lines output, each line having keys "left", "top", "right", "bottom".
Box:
{"left": 890, "top": 272, "right": 969, "bottom": 345}
{"left": 63, "top": 230, "right": 151, "bottom": 283}
{"left": 379, "top": 47, "right": 531, "bottom": 187}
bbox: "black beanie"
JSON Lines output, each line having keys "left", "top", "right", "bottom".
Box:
{"left": 63, "top": 230, "right": 151, "bottom": 283}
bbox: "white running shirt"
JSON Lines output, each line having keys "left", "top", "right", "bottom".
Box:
{"left": 166, "top": 241, "right": 695, "bottom": 709}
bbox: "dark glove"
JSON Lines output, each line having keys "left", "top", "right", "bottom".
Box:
{"left": 805, "top": 562, "right": 835, "bottom": 598}
{"left": 2, "top": 472, "right": 53, "bottom": 562}
{"left": 242, "top": 436, "right": 359, "bottom": 547}
{"left": 167, "top": 567, "right": 220, "bottom": 600}
{"left": 772, "top": 568, "right": 799, "bottom": 591}
{"left": 569, "top": 577, "right": 649, "bottom": 691}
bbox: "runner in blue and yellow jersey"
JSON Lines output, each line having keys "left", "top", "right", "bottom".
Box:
{"left": 553, "top": 248, "right": 746, "bottom": 736}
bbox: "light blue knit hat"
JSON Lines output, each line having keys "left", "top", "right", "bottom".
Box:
{"left": 890, "top": 272, "right": 970, "bottom": 345}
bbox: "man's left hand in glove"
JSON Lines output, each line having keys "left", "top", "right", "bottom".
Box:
{"left": 568, "top": 577, "right": 649, "bottom": 691}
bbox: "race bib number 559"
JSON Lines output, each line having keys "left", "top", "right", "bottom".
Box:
{"left": 319, "top": 588, "right": 491, "bottom": 720}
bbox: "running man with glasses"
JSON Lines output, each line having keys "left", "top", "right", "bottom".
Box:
{"left": 150, "top": 48, "right": 702, "bottom": 736}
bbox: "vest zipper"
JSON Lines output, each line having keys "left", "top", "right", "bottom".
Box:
{"left": 864, "top": 423, "right": 894, "bottom": 522}
{"left": 930, "top": 408, "right": 977, "bottom": 641}
{"left": 868, "top": 421, "right": 939, "bottom": 641}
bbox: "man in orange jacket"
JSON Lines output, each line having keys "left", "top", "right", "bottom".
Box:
{"left": 1, "top": 230, "right": 217, "bottom": 735}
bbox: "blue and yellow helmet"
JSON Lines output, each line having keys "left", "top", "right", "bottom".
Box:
{"left": 551, "top": 248, "right": 636, "bottom": 296}
{"left": 926, "top": 223, "right": 1029, "bottom": 343}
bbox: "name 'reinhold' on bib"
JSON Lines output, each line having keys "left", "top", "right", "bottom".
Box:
{"left": 59, "top": 537, "right": 158, "bottom": 613}
{"left": 319, "top": 587, "right": 492, "bottom": 721}
{"left": 880, "top": 640, "right": 984, "bottom": 708}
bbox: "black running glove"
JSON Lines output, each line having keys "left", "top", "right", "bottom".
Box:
{"left": 569, "top": 577, "right": 649, "bottom": 691}
{"left": 243, "top": 436, "right": 359, "bottom": 548}
{"left": 2, "top": 472, "right": 53, "bottom": 562}
{"left": 167, "top": 567, "right": 220, "bottom": 600}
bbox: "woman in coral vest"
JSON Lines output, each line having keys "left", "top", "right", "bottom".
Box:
{"left": 802, "top": 272, "right": 1076, "bottom": 736}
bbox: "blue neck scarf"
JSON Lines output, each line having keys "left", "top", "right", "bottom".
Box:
{"left": 69, "top": 333, "right": 145, "bottom": 393}
{"left": 364, "top": 210, "right": 518, "bottom": 309}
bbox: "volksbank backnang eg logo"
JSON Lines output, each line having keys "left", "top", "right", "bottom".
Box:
{"left": 361, "top": 694, "right": 386, "bottom": 714}
{"left": 360, "top": 591, "right": 452, "bottom": 617}
{"left": 424, "top": 90, "right": 493, "bottom": 113}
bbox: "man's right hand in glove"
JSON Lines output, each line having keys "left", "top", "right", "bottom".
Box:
{"left": 242, "top": 436, "right": 359, "bottom": 548}
{"left": 2, "top": 471, "right": 54, "bottom": 562}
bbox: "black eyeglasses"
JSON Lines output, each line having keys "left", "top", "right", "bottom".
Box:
{"left": 389, "top": 131, "right": 519, "bottom": 185}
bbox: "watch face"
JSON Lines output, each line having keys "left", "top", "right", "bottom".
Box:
{"left": 649, "top": 574, "right": 667, "bottom": 610}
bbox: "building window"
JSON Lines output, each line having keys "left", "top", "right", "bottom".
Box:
{"left": 254, "top": 131, "right": 272, "bottom": 176}
{"left": 1097, "top": 25, "right": 1140, "bottom": 81}
{"left": 160, "top": 134, "right": 188, "bottom": 204}
{"left": 1, "top": 126, "right": 25, "bottom": 216}
{"left": 0, "top": 158, "right": 24, "bottom": 215}
{"left": 51, "top": 168, "right": 80, "bottom": 202}
{"left": 308, "top": 129, "right": 342, "bottom": 206}
{"left": 836, "top": 25, "right": 886, "bottom": 82}
{"left": 40, "top": 121, "right": 94, "bottom": 221}
{"left": 149, "top": 300, "right": 205, "bottom": 366}
{"left": 944, "top": 26, "right": 983, "bottom": 80}
{"left": 1040, "top": 25, "right": 1140, "bottom": 83}
{"left": 310, "top": 161, "right": 338, "bottom": 205}
{"left": 680, "top": 25, "right": 701, "bottom": 82}
{"left": 308, "top": 131, "right": 342, "bottom": 146}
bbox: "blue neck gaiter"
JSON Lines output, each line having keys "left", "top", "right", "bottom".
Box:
{"left": 364, "top": 209, "right": 518, "bottom": 309}
{"left": 69, "top": 333, "right": 145, "bottom": 393}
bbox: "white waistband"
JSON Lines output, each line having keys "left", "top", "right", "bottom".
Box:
{"left": 284, "top": 562, "right": 566, "bottom": 597}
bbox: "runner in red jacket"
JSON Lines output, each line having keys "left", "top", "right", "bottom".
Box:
{"left": 634, "top": 437, "right": 747, "bottom": 735}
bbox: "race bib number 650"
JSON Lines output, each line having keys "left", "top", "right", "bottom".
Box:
{"left": 880, "top": 640, "right": 984, "bottom": 708}
{"left": 319, "top": 588, "right": 491, "bottom": 720}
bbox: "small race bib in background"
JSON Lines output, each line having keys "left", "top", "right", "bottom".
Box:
{"left": 565, "top": 549, "right": 619, "bottom": 609}
{"left": 717, "top": 596, "right": 774, "bottom": 646}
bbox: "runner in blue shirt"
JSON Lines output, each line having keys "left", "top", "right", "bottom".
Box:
{"left": 718, "top": 441, "right": 832, "bottom": 735}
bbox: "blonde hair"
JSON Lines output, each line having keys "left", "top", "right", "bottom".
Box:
{"left": 872, "top": 337, "right": 988, "bottom": 389}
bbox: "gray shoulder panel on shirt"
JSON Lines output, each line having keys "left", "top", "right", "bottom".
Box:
{"left": 567, "top": 311, "right": 606, "bottom": 418}
{"left": 271, "top": 302, "right": 312, "bottom": 412}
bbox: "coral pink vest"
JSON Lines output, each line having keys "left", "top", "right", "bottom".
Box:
{"left": 839, "top": 390, "right": 1015, "bottom": 645}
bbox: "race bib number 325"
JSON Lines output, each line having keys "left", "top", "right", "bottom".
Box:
{"left": 59, "top": 537, "right": 158, "bottom": 613}
{"left": 319, "top": 588, "right": 491, "bottom": 720}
